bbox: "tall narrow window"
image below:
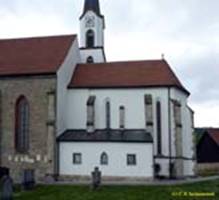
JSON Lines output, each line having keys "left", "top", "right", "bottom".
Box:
{"left": 144, "top": 94, "right": 153, "bottom": 134}
{"left": 87, "top": 96, "right": 96, "bottom": 133}
{"left": 119, "top": 106, "right": 125, "bottom": 129}
{"left": 86, "top": 29, "right": 94, "bottom": 48}
{"left": 15, "top": 96, "right": 29, "bottom": 153}
{"left": 100, "top": 152, "right": 108, "bottom": 165}
{"left": 87, "top": 56, "right": 94, "bottom": 63}
{"left": 156, "top": 101, "right": 162, "bottom": 155}
{"left": 105, "top": 99, "right": 111, "bottom": 129}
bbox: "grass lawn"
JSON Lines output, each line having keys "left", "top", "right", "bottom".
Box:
{"left": 13, "top": 179, "right": 219, "bottom": 200}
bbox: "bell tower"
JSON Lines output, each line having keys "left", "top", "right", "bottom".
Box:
{"left": 79, "top": 0, "right": 106, "bottom": 63}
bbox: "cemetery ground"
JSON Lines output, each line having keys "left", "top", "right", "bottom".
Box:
{"left": 13, "top": 179, "right": 219, "bottom": 200}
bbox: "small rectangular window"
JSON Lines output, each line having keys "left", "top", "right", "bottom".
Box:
{"left": 73, "top": 153, "right": 82, "bottom": 164}
{"left": 127, "top": 154, "right": 137, "bottom": 166}
{"left": 119, "top": 106, "right": 125, "bottom": 129}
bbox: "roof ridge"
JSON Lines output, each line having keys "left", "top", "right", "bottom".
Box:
{"left": 0, "top": 34, "right": 77, "bottom": 41}
{"left": 78, "top": 59, "right": 165, "bottom": 66}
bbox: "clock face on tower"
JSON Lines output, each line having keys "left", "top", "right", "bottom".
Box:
{"left": 85, "top": 16, "right": 95, "bottom": 28}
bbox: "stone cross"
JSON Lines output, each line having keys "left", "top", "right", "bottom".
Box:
{"left": 91, "top": 167, "right": 101, "bottom": 190}
{"left": 1, "top": 175, "right": 13, "bottom": 200}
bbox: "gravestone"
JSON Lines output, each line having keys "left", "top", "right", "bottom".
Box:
{"left": 0, "top": 167, "right": 9, "bottom": 180}
{"left": 22, "top": 169, "right": 35, "bottom": 190}
{"left": 91, "top": 167, "right": 101, "bottom": 190}
{"left": 1, "top": 175, "right": 13, "bottom": 200}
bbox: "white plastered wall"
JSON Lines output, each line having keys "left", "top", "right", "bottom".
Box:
{"left": 170, "top": 88, "right": 195, "bottom": 176}
{"left": 64, "top": 87, "right": 194, "bottom": 177}
{"left": 59, "top": 142, "right": 153, "bottom": 178}
{"left": 57, "top": 38, "right": 81, "bottom": 135}
{"left": 80, "top": 48, "right": 105, "bottom": 63}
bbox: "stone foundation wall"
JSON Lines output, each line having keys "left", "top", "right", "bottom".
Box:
{"left": 196, "top": 163, "right": 219, "bottom": 176}
{"left": 58, "top": 175, "right": 154, "bottom": 183}
{"left": 0, "top": 75, "right": 57, "bottom": 183}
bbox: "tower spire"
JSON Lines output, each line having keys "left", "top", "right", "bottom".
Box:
{"left": 80, "top": 0, "right": 103, "bottom": 19}
{"left": 79, "top": 0, "right": 106, "bottom": 63}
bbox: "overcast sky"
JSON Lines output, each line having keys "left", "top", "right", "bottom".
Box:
{"left": 0, "top": 0, "right": 218, "bottom": 127}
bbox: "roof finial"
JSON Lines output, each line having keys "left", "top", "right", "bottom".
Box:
{"left": 161, "top": 53, "right": 165, "bottom": 60}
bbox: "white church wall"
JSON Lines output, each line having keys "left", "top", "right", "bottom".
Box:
{"left": 170, "top": 88, "right": 195, "bottom": 176}
{"left": 66, "top": 87, "right": 194, "bottom": 177}
{"left": 183, "top": 107, "right": 196, "bottom": 176}
{"left": 155, "top": 158, "right": 170, "bottom": 176}
{"left": 57, "top": 38, "right": 81, "bottom": 135}
{"left": 59, "top": 142, "right": 153, "bottom": 178}
{"left": 66, "top": 88, "right": 168, "bottom": 131}
{"left": 80, "top": 48, "right": 105, "bottom": 63}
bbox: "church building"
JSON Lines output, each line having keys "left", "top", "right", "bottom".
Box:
{"left": 0, "top": 0, "right": 195, "bottom": 183}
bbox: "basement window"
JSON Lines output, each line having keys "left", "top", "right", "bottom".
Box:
{"left": 127, "top": 154, "right": 137, "bottom": 166}
{"left": 73, "top": 153, "right": 82, "bottom": 165}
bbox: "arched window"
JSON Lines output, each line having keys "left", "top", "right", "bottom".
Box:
{"left": 86, "top": 29, "right": 95, "bottom": 48}
{"left": 100, "top": 152, "right": 108, "bottom": 165}
{"left": 15, "top": 96, "right": 29, "bottom": 153}
{"left": 87, "top": 56, "right": 94, "bottom": 63}
{"left": 105, "top": 99, "right": 111, "bottom": 129}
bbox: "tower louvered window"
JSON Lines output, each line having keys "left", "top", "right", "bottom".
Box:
{"left": 87, "top": 56, "right": 94, "bottom": 63}
{"left": 86, "top": 29, "right": 95, "bottom": 47}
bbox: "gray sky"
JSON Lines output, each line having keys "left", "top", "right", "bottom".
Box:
{"left": 0, "top": 0, "right": 219, "bottom": 127}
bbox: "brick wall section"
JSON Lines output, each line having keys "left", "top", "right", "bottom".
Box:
{"left": 0, "top": 75, "right": 56, "bottom": 183}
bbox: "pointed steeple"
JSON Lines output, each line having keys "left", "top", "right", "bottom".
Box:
{"left": 79, "top": 0, "right": 106, "bottom": 63}
{"left": 80, "top": 0, "right": 103, "bottom": 19}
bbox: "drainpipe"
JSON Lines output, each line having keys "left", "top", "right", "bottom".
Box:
{"left": 168, "top": 88, "right": 172, "bottom": 178}
{"left": 0, "top": 90, "right": 2, "bottom": 166}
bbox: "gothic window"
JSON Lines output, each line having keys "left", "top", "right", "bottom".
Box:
{"left": 87, "top": 56, "right": 94, "bottom": 63}
{"left": 156, "top": 101, "right": 162, "bottom": 155}
{"left": 119, "top": 106, "right": 125, "bottom": 129}
{"left": 86, "top": 29, "right": 95, "bottom": 48}
{"left": 100, "top": 152, "right": 108, "bottom": 165}
{"left": 87, "top": 96, "right": 96, "bottom": 132}
{"left": 105, "top": 99, "right": 111, "bottom": 129}
{"left": 15, "top": 96, "right": 29, "bottom": 153}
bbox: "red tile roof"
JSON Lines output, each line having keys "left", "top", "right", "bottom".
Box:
{"left": 69, "top": 60, "right": 189, "bottom": 95}
{"left": 207, "top": 128, "right": 219, "bottom": 146}
{"left": 0, "top": 34, "right": 76, "bottom": 76}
